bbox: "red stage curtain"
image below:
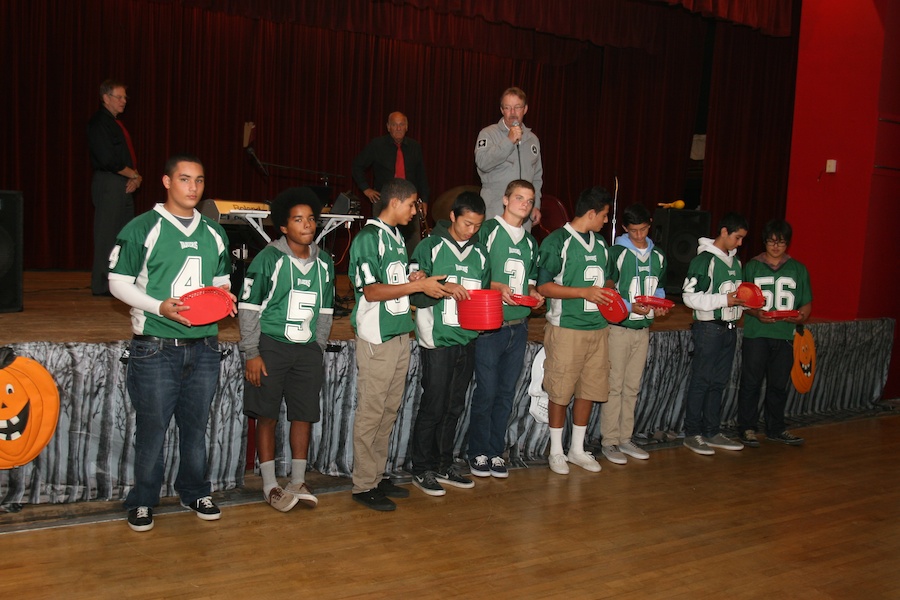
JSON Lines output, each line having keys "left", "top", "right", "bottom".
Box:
{"left": 703, "top": 19, "right": 799, "bottom": 256}
{"left": 0, "top": 0, "right": 797, "bottom": 270}
{"left": 661, "top": 0, "right": 793, "bottom": 37}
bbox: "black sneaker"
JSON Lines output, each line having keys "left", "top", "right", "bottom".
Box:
{"left": 435, "top": 467, "right": 475, "bottom": 489}
{"left": 182, "top": 496, "right": 221, "bottom": 521}
{"left": 352, "top": 488, "right": 396, "bottom": 512}
{"left": 489, "top": 456, "right": 509, "bottom": 478}
{"left": 127, "top": 506, "right": 154, "bottom": 532}
{"left": 413, "top": 471, "right": 446, "bottom": 496}
{"left": 469, "top": 454, "right": 491, "bottom": 477}
{"left": 377, "top": 478, "right": 410, "bottom": 499}
{"left": 740, "top": 429, "right": 761, "bottom": 448}
{"left": 767, "top": 431, "right": 805, "bottom": 446}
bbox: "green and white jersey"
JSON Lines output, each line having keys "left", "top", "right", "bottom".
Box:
{"left": 479, "top": 216, "right": 539, "bottom": 322}
{"left": 608, "top": 235, "right": 667, "bottom": 330}
{"left": 109, "top": 204, "right": 231, "bottom": 338}
{"left": 411, "top": 221, "right": 491, "bottom": 349}
{"left": 682, "top": 237, "right": 743, "bottom": 322}
{"left": 349, "top": 219, "right": 415, "bottom": 344}
{"left": 742, "top": 255, "right": 812, "bottom": 340}
{"left": 537, "top": 223, "right": 611, "bottom": 331}
{"left": 239, "top": 243, "right": 334, "bottom": 346}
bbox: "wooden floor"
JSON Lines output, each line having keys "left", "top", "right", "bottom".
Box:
{"left": 0, "top": 271, "right": 706, "bottom": 344}
{"left": 1, "top": 415, "right": 898, "bottom": 598}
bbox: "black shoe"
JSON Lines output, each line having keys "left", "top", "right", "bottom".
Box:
{"left": 435, "top": 467, "right": 475, "bottom": 489}
{"left": 377, "top": 478, "right": 410, "bottom": 499}
{"left": 127, "top": 506, "right": 154, "bottom": 532}
{"left": 182, "top": 496, "right": 221, "bottom": 521}
{"left": 352, "top": 489, "right": 396, "bottom": 511}
{"left": 413, "top": 471, "right": 446, "bottom": 496}
{"left": 767, "top": 431, "right": 805, "bottom": 446}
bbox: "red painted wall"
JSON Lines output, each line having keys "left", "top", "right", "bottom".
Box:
{"left": 786, "top": 0, "right": 899, "bottom": 397}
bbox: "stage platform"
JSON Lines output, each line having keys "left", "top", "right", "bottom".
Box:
{"left": 0, "top": 272, "right": 894, "bottom": 508}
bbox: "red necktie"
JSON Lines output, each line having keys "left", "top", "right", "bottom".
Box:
{"left": 394, "top": 142, "right": 405, "bottom": 179}
{"left": 116, "top": 120, "right": 138, "bottom": 168}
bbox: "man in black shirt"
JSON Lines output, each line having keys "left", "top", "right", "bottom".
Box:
{"left": 352, "top": 112, "right": 430, "bottom": 252}
{"left": 87, "top": 79, "right": 142, "bottom": 295}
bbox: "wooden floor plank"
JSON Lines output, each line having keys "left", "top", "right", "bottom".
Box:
{"left": 1, "top": 415, "right": 898, "bottom": 598}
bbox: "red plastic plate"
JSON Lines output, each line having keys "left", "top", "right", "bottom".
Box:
{"left": 634, "top": 295, "right": 675, "bottom": 310}
{"left": 179, "top": 287, "right": 233, "bottom": 325}
{"left": 761, "top": 310, "right": 800, "bottom": 320}
{"left": 510, "top": 294, "right": 540, "bottom": 308}
{"left": 598, "top": 290, "right": 628, "bottom": 323}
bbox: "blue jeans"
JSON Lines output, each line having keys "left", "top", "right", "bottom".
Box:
{"left": 683, "top": 322, "right": 737, "bottom": 437}
{"left": 410, "top": 342, "right": 476, "bottom": 475}
{"left": 123, "top": 336, "right": 221, "bottom": 509}
{"left": 468, "top": 321, "right": 528, "bottom": 459}
{"left": 737, "top": 336, "right": 793, "bottom": 436}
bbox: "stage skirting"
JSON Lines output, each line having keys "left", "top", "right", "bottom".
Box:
{"left": 2, "top": 319, "right": 894, "bottom": 505}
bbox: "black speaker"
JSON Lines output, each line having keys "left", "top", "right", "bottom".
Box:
{"left": 0, "top": 191, "right": 23, "bottom": 313}
{"left": 653, "top": 208, "right": 710, "bottom": 296}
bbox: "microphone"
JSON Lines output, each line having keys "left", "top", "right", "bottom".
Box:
{"left": 512, "top": 120, "right": 520, "bottom": 145}
{"left": 246, "top": 147, "right": 269, "bottom": 177}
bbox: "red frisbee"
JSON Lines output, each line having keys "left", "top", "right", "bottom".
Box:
{"left": 634, "top": 295, "right": 675, "bottom": 310}
{"left": 179, "top": 287, "right": 234, "bottom": 325}
{"left": 510, "top": 294, "right": 540, "bottom": 308}
{"left": 761, "top": 310, "right": 800, "bottom": 320}
{"left": 736, "top": 282, "right": 765, "bottom": 309}
{"left": 598, "top": 290, "right": 628, "bottom": 323}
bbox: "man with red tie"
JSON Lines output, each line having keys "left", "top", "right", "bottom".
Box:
{"left": 88, "top": 79, "right": 142, "bottom": 296}
{"left": 352, "top": 111, "right": 430, "bottom": 252}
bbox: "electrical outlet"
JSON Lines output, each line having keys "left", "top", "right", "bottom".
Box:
{"left": 825, "top": 159, "right": 837, "bottom": 173}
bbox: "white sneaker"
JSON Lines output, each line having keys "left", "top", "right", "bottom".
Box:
{"left": 566, "top": 450, "right": 602, "bottom": 473}
{"left": 619, "top": 440, "right": 650, "bottom": 460}
{"left": 601, "top": 445, "right": 627, "bottom": 465}
{"left": 549, "top": 453, "right": 569, "bottom": 475}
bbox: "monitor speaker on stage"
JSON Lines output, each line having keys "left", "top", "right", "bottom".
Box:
{"left": 653, "top": 208, "right": 710, "bottom": 296}
{"left": 0, "top": 191, "right": 23, "bottom": 313}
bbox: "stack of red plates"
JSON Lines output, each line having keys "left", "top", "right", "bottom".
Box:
{"left": 510, "top": 294, "right": 540, "bottom": 308}
{"left": 458, "top": 289, "right": 503, "bottom": 330}
{"left": 598, "top": 290, "right": 629, "bottom": 323}
{"left": 736, "top": 282, "right": 765, "bottom": 309}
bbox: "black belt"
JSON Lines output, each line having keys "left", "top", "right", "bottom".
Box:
{"left": 706, "top": 320, "right": 736, "bottom": 330}
{"left": 133, "top": 334, "right": 207, "bottom": 347}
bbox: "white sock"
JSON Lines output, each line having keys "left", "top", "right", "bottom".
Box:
{"left": 571, "top": 425, "right": 587, "bottom": 455}
{"left": 549, "top": 427, "right": 565, "bottom": 456}
{"left": 291, "top": 459, "right": 307, "bottom": 485}
{"left": 260, "top": 460, "right": 278, "bottom": 497}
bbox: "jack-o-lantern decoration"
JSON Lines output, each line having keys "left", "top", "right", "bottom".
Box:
{"left": 791, "top": 325, "right": 816, "bottom": 394}
{"left": 0, "top": 347, "right": 60, "bottom": 469}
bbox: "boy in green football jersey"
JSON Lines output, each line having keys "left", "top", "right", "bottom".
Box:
{"left": 536, "top": 186, "right": 617, "bottom": 475}
{"left": 239, "top": 187, "right": 334, "bottom": 512}
{"left": 737, "top": 219, "right": 812, "bottom": 447}
{"left": 348, "top": 178, "right": 450, "bottom": 511}
{"left": 110, "top": 154, "right": 235, "bottom": 532}
{"left": 602, "top": 204, "right": 669, "bottom": 465}
{"left": 681, "top": 212, "right": 748, "bottom": 456}
{"left": 408, "top": 191, "right": 491, "bottom": 496}
{"left": 468, "top": 180, "right": 544, "bottom": 479}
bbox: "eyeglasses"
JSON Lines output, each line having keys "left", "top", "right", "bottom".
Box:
{"left": 501, "top": 105, "right": 525, "bottom": 112}
{"left": 765, "top": 239, "right": 787, "bottom": 247}
{"left": 107, "top": 93, "right": 128, "bottom": 101}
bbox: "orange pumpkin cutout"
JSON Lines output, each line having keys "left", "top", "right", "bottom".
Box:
{"left": 0, "top": 352, "right": 60, "bottom": 469}
{"left": 791, "top": 325, "right": 816, "bottom": 394}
